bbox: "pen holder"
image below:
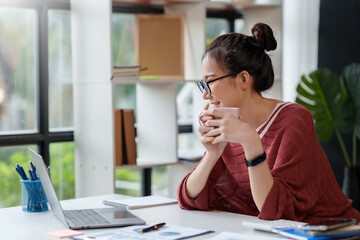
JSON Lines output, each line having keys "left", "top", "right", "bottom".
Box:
{"left": 21, "top": 179, "right": 48, "bottom": 212}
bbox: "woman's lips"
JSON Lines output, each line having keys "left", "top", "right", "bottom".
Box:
{"left": 210, "top": 102, "right": 220, "bottom": 107}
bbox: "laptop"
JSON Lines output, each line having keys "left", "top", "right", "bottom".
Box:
{"left": 29, "top": 148, "right": 145, "bottom": 230}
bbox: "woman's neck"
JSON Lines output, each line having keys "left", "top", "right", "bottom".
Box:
{"left": 239, "top": 95, "right": 282, "bottom": 129}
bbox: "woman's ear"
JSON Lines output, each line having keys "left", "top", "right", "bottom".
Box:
{"left": 236, "top": 70, "right": 251, "bottom": 90}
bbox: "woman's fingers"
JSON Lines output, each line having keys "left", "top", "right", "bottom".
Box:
{"left": 204, "top": 102, "right": 210, "bottom": 110}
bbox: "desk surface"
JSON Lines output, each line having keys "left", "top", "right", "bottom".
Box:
{"left": 0, "top": 194, "right": 284, "bottom": 240}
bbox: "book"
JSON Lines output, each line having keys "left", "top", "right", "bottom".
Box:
{"left": 112, "top": 65, "right": 148, "bottom": 77}
{"left": 122, "top": 109, "right": 137, "bottom": 165}
{"left": 114, "top": 109, "right": 124, "bottom": 166}
{"left": 113, "top": 65, "right": 141, "bottom": 70}
{"left": 103, "top": 195, "right": 177, "bottom": 210}
{"left": 279, "top": 225, "right": 360, "bottom": 240}
{"left": 113, "top": 65, "right": 141, "bottom": 74}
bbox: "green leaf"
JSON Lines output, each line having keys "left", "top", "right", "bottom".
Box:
{"left": 342, "top": 63, "right": 360, "bottom": 137}
{"left": 296, "top": 69, "right": 353, "bottom": 141}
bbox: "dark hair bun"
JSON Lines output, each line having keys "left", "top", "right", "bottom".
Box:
{"left": 251, "top": 23, "right": 277, "bottom": 51}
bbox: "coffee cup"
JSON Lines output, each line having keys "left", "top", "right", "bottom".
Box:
{"left": 199, "top": 107, "right": 240, "bottom": 126}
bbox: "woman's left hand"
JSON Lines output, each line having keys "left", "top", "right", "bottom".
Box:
{"left": 202, "top": 108, "right": 262, "bottom": 155}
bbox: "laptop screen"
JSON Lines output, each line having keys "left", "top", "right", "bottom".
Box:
{"left": 29, "top": 148, "right": 70, "bottom": 228}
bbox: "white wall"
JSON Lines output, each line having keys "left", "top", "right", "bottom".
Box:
{"left": 282, "top": 0, "right": 320, "bottom": 101}
{"left": 242, "top": 6, "right": 282, "bottom": 100}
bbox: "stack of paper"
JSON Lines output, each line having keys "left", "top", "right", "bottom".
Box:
{"left": 112, "top": 65, "right": 148, "bottom": 81}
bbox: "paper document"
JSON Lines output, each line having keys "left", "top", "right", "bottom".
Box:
{"left": 103, "top": 195, "right": 177, "bottom": 209}
{"left": 70, "top": 223, "right": 214, "bottom": 240}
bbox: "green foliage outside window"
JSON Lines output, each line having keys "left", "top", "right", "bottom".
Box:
{"left": 50, "top": 142, "right": 75, "bottom": 201}
{"left": 0, "top": 146, "right": 33, "bottom": 208}
{"left": 0, "top": 143, "right": 75, "bottom": 208}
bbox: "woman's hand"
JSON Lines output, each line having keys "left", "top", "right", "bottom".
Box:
{"left": 198, "top": 104, "right": 228, "bottom": 159}
{"left": 201, "top": 108, "right": 263, "bottom": 159}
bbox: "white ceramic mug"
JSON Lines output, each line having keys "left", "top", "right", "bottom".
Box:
{"left": 199, "top": 107, "right": 240, "bottom": 126}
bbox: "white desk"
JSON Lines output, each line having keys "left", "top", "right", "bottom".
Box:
{"left": 0, "top": 194, "right": 284, "bottom": 240}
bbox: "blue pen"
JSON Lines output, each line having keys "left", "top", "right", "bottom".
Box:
{"left": 30, "top": 162, "right": 38, "bottom": 180}
{"left": 28, "top": 167, "right": 36, "bottom": 181}
{"left": 31, "top": 167, "right": 38, "bottom": 180}
{"left": 30, "top": 161, "right": 37, "bottom": 176}
{"left": 15, "top": 166, "right": 27, "bottom": 180}
{"left": 28, "top": 167, "right": 34, "bottom": 180}
{"left": 17, "top": 164, "right": 28, "bottom": 180}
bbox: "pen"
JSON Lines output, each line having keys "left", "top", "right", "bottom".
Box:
{"left": 16, "top": 163, "right": 28, "bottom": 180}
{"left": 30, "top": 161, "right": 38, "bottom": 179}
{"left": 15, "top": 166, "right": 27, "bottom": 180}
{"left": 28, "top": 167, "right": 36, "bottom": 180}
{"left": 138, "top": 222, "right": 166, "bottom": 234}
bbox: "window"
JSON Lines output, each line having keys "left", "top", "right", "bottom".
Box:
{"left": 206, "top": 10, "right": 243, "bottom": 45}
{"left": 206, "top": 18, "right": 230, "bottom": 46}
{"left": 0, "top": 1, "right": 74, "bottom": 208}
{"left": 0, "top": 8, "right": 36, "bottom": 133}
{"left": 48, "top": 9, "right": 73, "bottom": 130}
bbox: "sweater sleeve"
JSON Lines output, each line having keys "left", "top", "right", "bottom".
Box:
{"left": 258, "top": 106, "right": 323, "bottom": 221}
{"left": 177, "top": 170, "right": 211, "bottom": 210}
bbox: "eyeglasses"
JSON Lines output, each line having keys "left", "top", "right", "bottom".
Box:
{"left": 197, "top": 72, "right": 239, "bottom": 94}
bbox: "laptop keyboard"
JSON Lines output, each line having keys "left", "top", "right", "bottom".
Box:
{"left": 64, "top": 209, "right": 111, "bottom": 226}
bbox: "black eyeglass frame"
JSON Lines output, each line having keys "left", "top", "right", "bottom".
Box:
{"left": 197, "top": 72, "right": 239, "bottom": 94}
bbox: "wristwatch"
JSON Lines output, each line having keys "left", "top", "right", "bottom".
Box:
{"left": 244, "top": 152, "right": 267, "bottom": 167}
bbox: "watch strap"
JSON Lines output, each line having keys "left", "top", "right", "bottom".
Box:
{"left": 244, "top": 152, "right": 267, "bottom": 167}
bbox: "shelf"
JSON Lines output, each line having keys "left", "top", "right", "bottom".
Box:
{"left": 206, "top": 1, "right": 281, "bottom": 11}
{"left": 112, "top": 0, "right": 281, "bottom": 11}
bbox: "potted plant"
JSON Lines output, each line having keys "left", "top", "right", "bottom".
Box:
{"left": 295, "top": 63, "right": 360, "bottom": 209}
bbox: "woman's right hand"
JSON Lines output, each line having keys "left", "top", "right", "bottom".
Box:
{"left": 198, "top": 104, "right": 228, "bottom": 158}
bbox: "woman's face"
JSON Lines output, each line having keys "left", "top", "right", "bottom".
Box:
{"left": 201, "top": 55, "right": 240, "bottom": 108}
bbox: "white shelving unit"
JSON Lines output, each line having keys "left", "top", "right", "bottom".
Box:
{"left": 136, "top": 81, "right": 178, "bottom": 165}
{"left": 112, "top": 78, "right": 199, "bottom": 166}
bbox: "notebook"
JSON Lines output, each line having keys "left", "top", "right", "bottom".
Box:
{"left": 279, "top": 225, "right": 360, "bottom": 240}
{"left": 103, "top": 195, "right": 177, "bottom": 210}
{"left": 29, "top": 148, "right": 145, "bottom": 230}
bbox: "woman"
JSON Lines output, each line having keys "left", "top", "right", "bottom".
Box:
{"left": 177, "top": 23, "right": 360, "bottom": 224}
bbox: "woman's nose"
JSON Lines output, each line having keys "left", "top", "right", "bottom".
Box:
{"left": 203, "top": 91, "right": 211, "bottom": 100}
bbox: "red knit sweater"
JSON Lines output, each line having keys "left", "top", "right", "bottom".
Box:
{"left": 177, "top": 102, "right": 360, "bottom": 224}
